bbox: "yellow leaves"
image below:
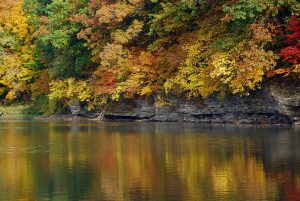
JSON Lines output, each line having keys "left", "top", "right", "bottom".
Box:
{"left": 184, "top": 42, "right": 207, "bottom": 68}
{"left": 163, "top": 21, "right": 223, "bottom": 98}
{"left": 0, "top": 54, "right": 34, "bottom": 100}
{"left": 77, "top": 81, "right": 93, "bottom": 102}
{"left": 119, "top": 71, "right": 146, "bottom": 97}
{"left": 152, "top": 17, "right": 276, "bottom": 100}
{"left": 230, "top": 45, "right": 277, "bottom": 94}
{"left": 48, "top": 80, "right": 66, "bottom": 100}
{"left": 0, "top": 0, "right": 36, "bottom": 101}
{"left": 155, "top": 95, "right": 172, "bottom": 107}
{"left": 140, "top": 85, "right": 152, "bottom": 96}
{"left": 164, "top": 17, "right": 277, "bottom": 98}
{"left": 48, "top": 78, "right": 101, "bottom": 111}
{"left": 0, "top": 0, "right": 17, "bottom": 25}
{"left": 111, "top": 20, "right": 144, "bottom": 44}
{"left": 112, "top": 30, "right": 131, "bottom": 44}
{"left": 4, "top": 1, "right": 33, "bottom": 42}
{"left": 208, "top": 43, "right": 276, "bottom": 95}
{"left": 5, "top": 91, "right": 17, "bottom": 101}
{"left": 99, "top": 43, "right": 127, "bottom": 67}
{"left": 120, "top": 51, "right": 160, "bottom": 97}
{"left": 209, "top": 52, "right": 236, "bottom": 84}
{"left": 49, "top": 78, "right": 93, "bottom": 103}
{"left": 182, "top": 29, "right": 218, "bottom": 69}
{"left": 163, "top": 79, "right": 174, "bottom": 95}
{"left": 100, "top": 20, "right": 143, "bottom": 68}
{"left": 111, "top": 85, "right": 124, "bottom": 101}
{"left": 93, "top": 17, "right": 145, "bottom": 101}
{"left": 164, "top": 64, "right": 219, "bottom": 99}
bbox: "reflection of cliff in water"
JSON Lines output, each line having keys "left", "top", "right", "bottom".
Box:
{"left": 260, "top": 128, "right": 300, "bottom": 171}
{"left": 259, "top": 128, "right": 300, "bottom": 201}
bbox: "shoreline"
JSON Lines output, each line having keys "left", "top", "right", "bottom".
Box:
{"left": 0, "top": 114, "right": 299, "bottom": 126}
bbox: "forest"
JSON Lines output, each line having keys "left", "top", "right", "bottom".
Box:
{"left": 0, "top": 0, "right": 299, "bottom": 114}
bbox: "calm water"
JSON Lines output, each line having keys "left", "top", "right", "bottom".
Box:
{"left": 0, "top": 121, "right": 299, "bottom": 201}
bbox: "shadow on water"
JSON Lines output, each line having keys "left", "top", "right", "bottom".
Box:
{"left": 0, "top": 121, "right": 299, "bottom": 201}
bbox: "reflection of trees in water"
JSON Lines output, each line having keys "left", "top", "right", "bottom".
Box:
{"left": 0, "top": 121, "right": 94, "bottom": 201}
{"left": 0, "top": 122, "right": 299, "bottom": 201}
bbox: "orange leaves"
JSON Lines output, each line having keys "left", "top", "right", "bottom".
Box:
{"left": 95, "top": 72, "right": 118, "bottom": 95}
{"left": 117, "top": 51, "right": 160, "bottom": 98}
{"left": 30, "top": 71, "right": 51, "bottom": 97}
{"left": 0, "top": 0, "right": 17, "bottom": 24}
{"left": 267, "top": 67, "right": 300, "bottom": 78}
{"left": 96, "top": 2, "right": 139, "bottom": 25}
{"left": 32, "top": 16, "right": 51, "bottom": 38}
{"left": 250, "top": 23, "right": 279, "bottom": 44}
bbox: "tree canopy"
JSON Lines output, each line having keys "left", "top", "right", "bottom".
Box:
{"left": 0, "top": 0, "right": 299, "bottom": 113}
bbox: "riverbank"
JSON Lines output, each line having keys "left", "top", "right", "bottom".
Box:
{"left": 1, "top": 113, "right": 299, "bottom": 126}
{"left": 1, "top": 115, "right": 299, "bottom": 129}
{"left": 1, "top": 79, "right": 299, "bottom": 125}
{"left": 0, "top": 105, "right": 42, "bottom": 120}
{"left": 0, "top": 112, "right": 297, "bottom": 125}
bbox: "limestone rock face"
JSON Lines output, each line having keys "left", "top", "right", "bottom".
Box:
{"left": 69, "top": 100, "right": 82, "bottom": 116}
{"left": 269, "top": 79, "right": 300, "bottom": 124}
{"left": 103, "top": 79, "right": 300, "bottom": 124}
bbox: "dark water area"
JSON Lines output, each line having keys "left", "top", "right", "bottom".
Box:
{"left": 0, "top": 121, "right": 299, "bottom": 201}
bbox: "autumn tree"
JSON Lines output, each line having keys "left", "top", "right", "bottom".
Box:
{"left": 0, "top": 0, "right": 36, "bottom": 101}
{"left": 0, "top": 0, "right": 299, "bottom": 112}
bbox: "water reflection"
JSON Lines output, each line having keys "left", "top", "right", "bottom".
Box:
{"left": 0, "top": 121, "right": 299, "bottom": 201}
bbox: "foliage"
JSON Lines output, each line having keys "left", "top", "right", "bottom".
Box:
{"left": 0, "top": 0, "right": 36, "bottom": 101}
{"left": 269, "top": 16, "right": 300, "bottom": 78}
{"left": 280, "top": 17, "right": 300, "bottom": 64}
{"left": 48, "top": 78, "right": 101, "bottom": 111}
{"left": 223, "top": 0, "right": 300, "bottom": 27}
{"left": 26, "top": 0, "right": 94, "bottom": 79}
{"left": 49, "top": 78, "right": 93, "bottom": 102}
{"left": 0, "top": 0, "right": 299, "bottom": 113}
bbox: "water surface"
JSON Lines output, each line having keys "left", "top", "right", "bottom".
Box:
{"left": 0, "top": 121, "right": 299, "bottom": 201}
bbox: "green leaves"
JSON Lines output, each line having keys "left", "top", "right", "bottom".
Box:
{"left": 223, "top": 0, "right": 300, "bottom": 27}
{"left": 29, "top": 0, "right": 93, "bottom": 79}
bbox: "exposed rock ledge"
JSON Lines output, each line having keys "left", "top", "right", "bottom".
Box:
{"left": 68, "top": 78, "right": 300, "bottom": 124}
{"left": 102, "top": 78, "right": 300, "bottom": 124}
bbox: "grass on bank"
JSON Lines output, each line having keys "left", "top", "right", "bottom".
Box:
{"left": 0, "top": 104, "right": 42, "bottom": 119}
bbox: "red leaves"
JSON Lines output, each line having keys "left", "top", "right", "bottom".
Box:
{"left": 286, "top": 17, "right": 300, "bottom": 44}
{"left": 280, "top": 46, "right": 300, "bottom": 64}
{"left": 280, "top": 17, "right": 300, "bottom": 64}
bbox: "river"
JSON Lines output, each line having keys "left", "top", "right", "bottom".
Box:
{"left": 0, "top": 121, "right": 299, "bottom": 201}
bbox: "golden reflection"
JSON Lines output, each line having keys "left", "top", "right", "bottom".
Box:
{"left": 0, "top": 122, "right": 299, "bottom": 201}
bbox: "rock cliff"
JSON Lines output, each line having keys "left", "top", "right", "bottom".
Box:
{"left": 97, "top": 78, "right": 300, "bottom": 124}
